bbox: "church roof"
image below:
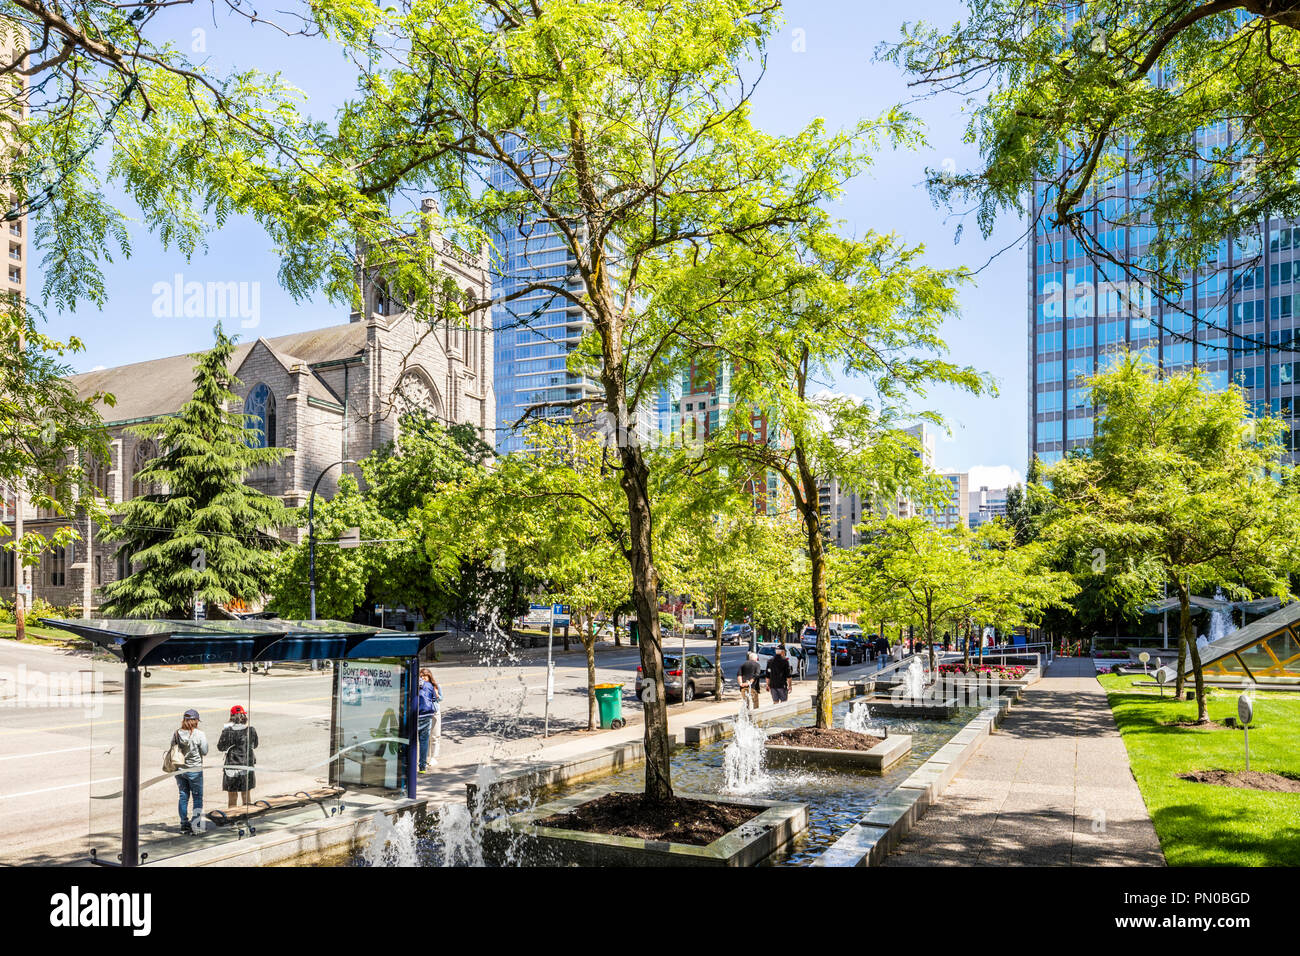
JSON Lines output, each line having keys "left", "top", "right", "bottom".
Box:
{"left": 70, "top": 323, "right": 366, "bottom": 424}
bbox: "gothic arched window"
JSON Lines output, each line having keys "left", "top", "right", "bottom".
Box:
{"left": 244, "top": 383, "right": 277, "bottom": 448}
{"left": 131, "top": 440, "right": 158, "bottom": 498}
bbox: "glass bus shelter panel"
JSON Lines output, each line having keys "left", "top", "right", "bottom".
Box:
{"left": 88, "top": 650, "right": 124, "bottom": 865}
{"left": 331, "top": 658, "right": 411, "bottom": 796}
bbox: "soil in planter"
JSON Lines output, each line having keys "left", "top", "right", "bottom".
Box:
{"left": 1176, "top": 769, "right": 1300, "bottom": 793}
{"left": 536, "top": 792, "right": 761, "bottom": 846}
{"left": 766, "top": 727, "right": 883, "bottom": 751}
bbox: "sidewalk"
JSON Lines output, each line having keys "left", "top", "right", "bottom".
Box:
{"left": 883, "top": 657, "right": 1165, "bottom": 867}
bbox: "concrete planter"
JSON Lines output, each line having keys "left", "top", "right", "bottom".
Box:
{"left": 857, "top": 695, "right": 959, "bottom": 719}
{"left": 764, "top": 734, "right": 912, "bottom": 773}
{"left": 482, "top": 785, "right": 808, "bottom": 867}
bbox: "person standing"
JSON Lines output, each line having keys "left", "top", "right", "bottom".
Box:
{"left": 767, "top": 646, "right": 792, "bottom": 704}
{"left": 218, "top": 705, "right": 259, "bottom": 808}
{"left": 172, "top": 709, "right": 208, "bottom": 834}
{"left": 738, "top": 652, "right": 762, "bottom": 709}
{"left": 417, "top": 668, "right": 443, "bottom": 772}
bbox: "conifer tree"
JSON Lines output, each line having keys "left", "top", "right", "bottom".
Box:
{"left": 100, "top": 327, "right": 289, "bottom": 618}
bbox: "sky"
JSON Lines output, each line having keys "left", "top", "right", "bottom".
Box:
{"left": 39, "top": 0, "right": 1028, "bottom": 486}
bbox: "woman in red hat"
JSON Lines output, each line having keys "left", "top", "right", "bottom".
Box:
{"left": 217, "top": 704, "right": 259, "bottom": 808}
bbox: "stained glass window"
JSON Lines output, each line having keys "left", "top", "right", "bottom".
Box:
{"left": 245, "top": 383, "right": 277, "bottom": 448}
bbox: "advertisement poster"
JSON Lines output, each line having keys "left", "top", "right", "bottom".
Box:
{"left": 333, "top": 659, "right": 406, "bottom": 790}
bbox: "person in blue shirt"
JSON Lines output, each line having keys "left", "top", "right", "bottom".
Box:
{"left": 417, "top": 669, "right": 443, "bottom": 772}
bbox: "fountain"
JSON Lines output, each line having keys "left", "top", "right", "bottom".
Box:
{"left": 362, "top": 811, "right": 418, "bottom": 867}
{"left": 843, "top": 700, "right": 881, "bottom": 736}
{"left": 902, "top": 658, "right": 925, "bottom": 699}
{"left": 723, "top": 700, "right": 770, "bottom": 792}
{"left": 1207, "top": 593, "right": 1238, "bottom": 643}
{"left": 857, "top": 654, "right": 959, "bottom": 719}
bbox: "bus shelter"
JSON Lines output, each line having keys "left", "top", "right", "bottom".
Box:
{"left": 41, "top": 617, "right": 440, "bottom": 867}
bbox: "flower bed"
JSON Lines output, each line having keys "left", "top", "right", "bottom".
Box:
{"left": 937, "top": 664, "right": 1028, "bottom": 680}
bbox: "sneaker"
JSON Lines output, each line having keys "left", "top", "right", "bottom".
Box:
{"left": 180, "top": 824, "right": 194, "bottom": 835}
{"left": 418, "top": 767, "right": 431, "bottom": 774}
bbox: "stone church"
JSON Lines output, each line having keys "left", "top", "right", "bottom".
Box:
{"left": 1, "top": 213, "right": 494, "bottom": 614}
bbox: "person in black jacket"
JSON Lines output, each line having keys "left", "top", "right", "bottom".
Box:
{"left": 218, "top": 705, "right": 259, "bottom": 808}
{"left": 767, "top": 646, "right": 792, "bottom": 704}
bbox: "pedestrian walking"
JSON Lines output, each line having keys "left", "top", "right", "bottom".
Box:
{"left": 738, "top": 652, "right": 762, "bottom": 709}
{"left": 217, "top": 705, "right": 259, "bottom": 808}
{"left": 768, "top": 646, "right": 792, "bottom": 704}
{"left": 171, "top": 709, "right": 208, "bottom": 834}
{"left": 417, "top": 668, "right": 443, "bottom": 772}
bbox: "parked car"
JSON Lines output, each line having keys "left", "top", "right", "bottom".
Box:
{"left": 635, "top": 654, "right": 719, "bottom": 702}
{"left": 756, "top": 642, "right": 807, "bottom": 681}
{"left": 800, "top": 626, "right": 819, "bottom": 654}
{"left": 841, "top": 623, "right": 863, "bottom": 640}
{"left": 830, "top": 638, "right": 866, "bottom": 666}
{"left": 721, "top": 623, "right": 753, "bottom": 646}
{"left": 843, "top": 633, "right": 872, "bottom": 657}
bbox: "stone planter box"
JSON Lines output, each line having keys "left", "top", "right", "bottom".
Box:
{"left": 482, "top": 785, "right": 808, "bottom": 867}
{"left": 857, "top": 695, "right": 959, "bottom": 719}
{"left": 764, "top": 733, "right": 911, "bottom": 773}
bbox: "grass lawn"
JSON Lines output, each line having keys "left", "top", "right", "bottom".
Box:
{"left": 0, "top": 623, "right": 82, "bottom": 645}
{"left": 1099, "top": 673, "right": 1300, "bottom": 866}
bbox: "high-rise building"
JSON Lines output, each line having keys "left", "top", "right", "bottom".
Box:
{"left": 968, "top": 485, "right": 1008, "bottom": 529}
{"left": 490, "top": 138, "right": 656, "bottom": 454}
{"left": 926, "top": 471, "right": 970, "bottom": 530}
{"left": 1029, "top": 74, "right": 1300, "bottom": 465}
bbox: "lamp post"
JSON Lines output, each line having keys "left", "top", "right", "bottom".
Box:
{"left": 308, "top": 459, "right": 355, "bottom": 621}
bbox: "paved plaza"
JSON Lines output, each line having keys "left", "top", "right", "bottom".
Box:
{"left": 885, "top": 657, "right": 1164, "bottom": 866}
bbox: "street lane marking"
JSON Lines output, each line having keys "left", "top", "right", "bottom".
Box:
{"left": 0, "top": 776, "right": 122, "bottom": 801}
{"left": 0, "top": 744, "right": 95, "bottom": 761}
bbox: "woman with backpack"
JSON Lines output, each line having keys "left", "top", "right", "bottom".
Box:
{"left": 217, "top": 704, "right": 260, "bottom": 808}
{"left": 170, "top": 709, "right": 208, "bottom": 834}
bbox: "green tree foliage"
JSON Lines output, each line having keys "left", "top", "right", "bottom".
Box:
{"left": 1, "top": 305, "right": 112, "bottom": 555}
{"left": 690, "top": 224, "right": 990, "bottom": 727}
{"left": 423, "top": 422, "right": 633, "bottom": 729}
{"left": 852, "top": 514, "right": 1078, "bottom": 671}
{"left": 317, "top": 0, "right": 886, "bottom": 801}
{"left": 660, "top": 482, "right": 805, "bottom": 698}
{"left": 882, "top": 2, "right": 1300, "bottom": 338}
{"left": 1045, "top": 353, "right": 1300, "bottom": 722}
{"left": 267, "top": 414, "right": 496, "bottom": 625}
{"left": 99, "top": 328, "right": 289, "bottom": 618}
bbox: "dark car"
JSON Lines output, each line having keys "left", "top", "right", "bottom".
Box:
{"left": 844, "top": 634, "right": 872, "bottom": 658}
{"left": 635, "top": 654, "right": 719, "bottom": 702}
{"left": 721, "top": 623, "right": 753, "bottom": 646}
{"left": 830, "top": 638, "right": 866, "bottom": 666}
{"left": 756, "top": 643, "right": 807, "bottom": 681}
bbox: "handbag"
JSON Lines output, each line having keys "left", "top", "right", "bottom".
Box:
{"left": 163, "top": 733, "right": 187, "bottom": 774}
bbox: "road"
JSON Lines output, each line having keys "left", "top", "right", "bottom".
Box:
{"left": 0, "top": 634, "right": 828, "bottom": 865}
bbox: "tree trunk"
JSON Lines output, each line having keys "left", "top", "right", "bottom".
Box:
{"left": 613, "top": 610, "right": 621, "bottom": 647}
{"left": 1175, "top": 583, "right": 1190, "bottom": 700}
{"left": 712, "top": 592, "right": 728, "bottom": 701}
{"left": 616, "top": 440, "right": 672, "bottom": 802}
{"left": 794, "top": 484, "right": 832, "bottom": 728}
{"left": 584, "top": 619, "right": 598, "bottom": 732}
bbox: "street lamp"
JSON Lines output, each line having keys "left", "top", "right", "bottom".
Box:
{"left": 308, "top": 459, "right": 355, "bottom": 621}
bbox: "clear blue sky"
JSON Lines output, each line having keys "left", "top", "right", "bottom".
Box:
{"left": 42, "top": 0, "right": 1028, "bottom": 484}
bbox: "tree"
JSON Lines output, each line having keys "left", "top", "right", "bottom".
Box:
{"left": 325, "top": 0, "right": 877, "bottom": 802}
{"left": 882, "top": 2, "right": 1300, "bottom": 349}
{"left": 423, "top": 422, "right": 632, "bottom": 730}
{"left": 852, "top": 515, "right": 1077, "bottom": 672}
{"left": 1045, "top": 353, "right": 1300, "bottom": 722}
{"left": 99, "top": 327, "right": 289, "bottom": 618}
{"left": 2, "top": 303, "right": 112, "bottom": 635}
{"left": 660, "top": 485, "right": 802, "bottom": 698}
{"left": 268, "top": 414, "right": 495, "bottom": 625}
{"left": 696, "top": 226, "right": 989, "bottom": 727}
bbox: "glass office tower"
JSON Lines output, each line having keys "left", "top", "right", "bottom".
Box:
{"left": 490, "top": 138, "right": 659, "bottom": 455}
{"left": 1029, "top": 143, "right": 1300, "bottom": 467}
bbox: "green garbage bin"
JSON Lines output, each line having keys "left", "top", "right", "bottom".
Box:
{"left": 594, "top": 683, "right": 626, "bottom": 729}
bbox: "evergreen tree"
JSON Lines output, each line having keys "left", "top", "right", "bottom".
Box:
{"left": 99, "top": 327, "right": 290, "bottom": 619}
